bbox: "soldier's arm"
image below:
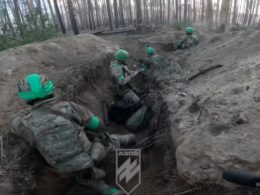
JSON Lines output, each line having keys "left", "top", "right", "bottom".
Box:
{"left": 9, "top": 110, "right": 35, "bottom": 146}
{"left": 69, "top": 102, "right": 106, "bottom": 134}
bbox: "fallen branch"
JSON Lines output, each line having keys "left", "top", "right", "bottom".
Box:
{"left": 188, "top": 64, "right": 223, "bottom": 81}
{"left": 174, "top": 187, "right": 202, "bottom": 195}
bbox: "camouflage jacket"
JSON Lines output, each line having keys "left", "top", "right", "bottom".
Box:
{"left": 110, "top": 61, "right": 135, "bottom": 86}
{"left": 177, "top": 35, "right": 199, "bottom": 50}
{"left": 9, "top": 98, "right": 108, "bottom": 173}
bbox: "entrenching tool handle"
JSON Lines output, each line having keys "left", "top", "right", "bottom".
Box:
{"left": 101, "top": 100, "right": 110, "bottom": 126}
{"left": 223, "top": 170, "right": 260, "bottom": 187}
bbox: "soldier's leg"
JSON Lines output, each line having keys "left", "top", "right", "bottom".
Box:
{"left": 74, "top": 167, "right": 123, "bottom": 195}
{"left": 110, "top": 133, "right": 137, "bottom": 148}
{"left": 87, "top": 179, "right": 124, "bottom": 195}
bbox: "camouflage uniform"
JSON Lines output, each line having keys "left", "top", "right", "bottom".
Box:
{"left": 177, "top": 35, "right": 199, "bottom": 50}
{"left": 9, "top": 97, "right": 132, "bottom": 195}
{"left": 110, "top": 61, "right": 140, "bottom": 103}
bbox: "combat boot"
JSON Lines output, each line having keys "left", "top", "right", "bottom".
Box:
{"left": 110, "top": 133, "right": 137, "bottom": 148}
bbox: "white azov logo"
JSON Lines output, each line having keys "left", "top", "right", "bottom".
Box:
{"left": 116, "top": 149, "right": 141, "bottom": 195}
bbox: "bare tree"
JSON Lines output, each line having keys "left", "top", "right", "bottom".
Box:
{"left": 184, "top": 0, "right": 188, "bottom": 21}
{"left": 53, "top": 0, "right": 66, "bottom": 34}
{"left": 201, "top": 0, "right": 205, "bottom": 21}
{"left": 13, "top": 0, "right": 23, "bottom": 36}
{"left": 136, "top": 0, "right": 142, "bottom": 29}
{"left": 231, "top": 0, "right": 238, "bottom": 24}
{"left": 67, "top": 0, "right": 79, "bottom": 34}
{"left": 219, "top": 0, "right": 231, "bottom": 31}
{"left": 118, "top": 0, "right": 125, "bottom": 26}
{"left": 88, "top": 0, "right": 96, "bottom": 30}
{"left": 128, "top": 0, "right": 133, "bottom": 24}
{"left": 113, "top": 0, "right": 119, "bottom": 28}
{"left": 206, "top": 0, "right": 213, "bottom": 29}
{"left": 106, "top": 0, "right": 113, "bottom": 30}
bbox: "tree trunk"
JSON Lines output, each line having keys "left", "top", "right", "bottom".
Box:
{"left": 179, "top": 0, "right": 182, "bottom": 20}
{"left": 175, "top": 0, "right": 179, "bottom": 20}
{"left": 206, "top": 0, "right": 213, "bottom": 29}
{"left": 219, "top": 0, "right": 231, "bottom": 31}
{"left": 53, "top": 0, "right": 66, "bottom": 33}
{"left": 168, "top": 0, "right": 171, "bottom": 23}
{"left": 47, "top": 0, "right": 59, "bottom": 31}
{"left": 136, "top": 0, "right": 142, "bottom": 29}
{"left": 253, "top": 0, "right": 259, "bottom": 26}
{"left": 3, "top": 0, "right": 14, "bottom": 36}
{"left": 67, "top": 0, "right": 79, "bottom": 34}
{"left": 128, "top": 0, "right": 133, "bottom": 24}
{"left": 184, "top": 0, "right": 188, "bottom": 21}
{"left": 88, "top": 0, "right": 96, "bottom": 30}
{"left": 232, "top": 0, "right": 238, "bottom": 24}
{"left": 243, "top": 0, "right": 250, "bottom": 25}
{"left": 159, "top": 0, "right": 163, "bottom": 22}
{"left": 201, "top": 0, "right": 205, "bottom": 21}
{"left": 113, "top": 0, "right": 119, "bottom": 28}
{"left": 95, "top": 0, "right": 102, "bottom": 28}
{"left": 13, "top": 0, "right": 23, "bottom": 36}
{"left": 118, "top": 0, "right": 125, "bottom": 26}
{"left": 192, "top": 0, "right": 196, "bottom": 21}
{"left": 106, "top": 0, "right": 113, "bottom": 30}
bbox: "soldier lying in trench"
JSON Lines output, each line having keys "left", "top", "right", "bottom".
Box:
{"left": 9, "top": 73, "right": 137, "bottom": 195}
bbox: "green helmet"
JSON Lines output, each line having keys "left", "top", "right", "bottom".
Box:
{"left": 18, "top": 73, "right": 54, "bottom": 101}
{"left": 114, "top": 49, "right": 129, "bottom": 61}
{"left": 146, "top": 47, "right": 155, "bottom": 56}
{"left": 185, "top": 27, "right": 194, "bottom": 34}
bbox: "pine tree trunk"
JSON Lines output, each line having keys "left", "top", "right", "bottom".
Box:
{"left": 219, "top": 0, "right": 231, "bottom": 31}
{"left": 113, "top": 0, "right": 119, "bottom": 28}
{"left": 159, "top": 0, "right": 163, "bottom": 22}
{"left": 47, "top": 0, "right": 59, "bottom": 31}
{"left": 175, "top": 0, "right": 179, "bottom": 20}
{"left": 206, "top": 0, "right": 213, "bottom": 29}
{"left": 67, "top": 0, "right": 79, "bottom": 34}
{"left": 88, "top": 0, "right": 96, "bottom": 30}
{"left": 201, "top": 0, "right": 205, "bottom": 21}
{"left": 3, "top": 0, "right": 14, "bottom": 35}
{"left": 136, "top": 0, "right": 142, "bottom": 29}
{"left": 53, "top": 0, "right": 66, "bottom": 33}
{"left": 232, "top": 0, "right": 238, "bottom": 24}
{"left": 106, "top": 0, "right": 113, "bottom": 30}
{"left": 252, "top": 0, "right": 259, "bottom": 25}
{"left": 184, "top": 0, "right": 188, "bottom": 21}
{"left": 179, "top": 0, "right": 182, "bottom": 20}
{"left": 193, "top": 0, "right": 197, "bottom": 21}
{"left": 62, "top": 0, "right": 71, "bottom": 30}
{"left": 43, "top": 0, "right": 52, "bottom": 27}
{"left": 168, "top": 0, "right": 171, "bottom": 23}
{"left": 128, "top": 0, "right": 133, "bottom": 24}
{"left": 13, "top": 0, "right": 23, "bottom": 36}
{"left": 94, "top": 0, "right": 101, "bottom": 28}
{"left": 118, "top": 0, "right": 125, "bottom": 26}
{"left": 82, "top": 0, "right": 90, "bottom": 29}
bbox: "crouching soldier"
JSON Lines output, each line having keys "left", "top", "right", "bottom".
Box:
{"left": 176, "top": 27, "right": 199, "bottom": 50}
{"left": 9, "top": 73, "right": 136, "bottom": 195}
{"left": 109, "top": 50, "right": 152, "bottom": 132}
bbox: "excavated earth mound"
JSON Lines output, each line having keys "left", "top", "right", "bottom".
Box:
{"left": 165, "top": 30, "right": 260, "bottom": 186}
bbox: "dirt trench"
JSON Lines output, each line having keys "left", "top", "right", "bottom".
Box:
{"left": 2, "top": 30, "right": 260, "bottom": 195}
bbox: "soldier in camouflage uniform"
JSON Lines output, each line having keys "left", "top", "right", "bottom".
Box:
{"left": 110, "top": 49, "right": 143, "bottom": 102}
{"left": 10, "top": 73, "right": 136, "bottom": 195}
{"left": 176, "top": 27, "right": 199, "bottom": 50}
